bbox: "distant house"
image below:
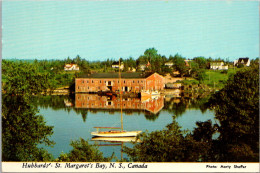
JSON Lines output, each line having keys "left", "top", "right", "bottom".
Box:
{"left": 64, "top": 64, "right": 80, "bottom": 71}
{"left": 138, "top": 63, "right": 146, "bottom": 71}
{"left": 112, "top": 61, "right": 124, "bottom": 70}
{"left": 184, "top": 60, "right": 191, "bottom": 67}
{"left": 138, "top": 61, "right": 150, "bottom": 71}
{"left": 234, "top": 58, "right": 250, "bottom": 67}
{"left": 210, "top": 62, "right": 228, "bottom": 70}
{"left": 164, "top": 61, "right": 174, "bottom": 67}
{"left": 127, "top": 67, "right": 136, "bottom": 72}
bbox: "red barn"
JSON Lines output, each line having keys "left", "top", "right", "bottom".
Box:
{"left": 75, "top": 72, "right": 164, "bottom": 93}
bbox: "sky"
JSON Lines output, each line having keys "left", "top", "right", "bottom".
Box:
{"left": 2, "top": 1, "right": 259, "bottom": 61}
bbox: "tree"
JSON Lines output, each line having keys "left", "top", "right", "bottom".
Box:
{"left": 56, "top": 138, "right": 113, "bottom": 162}
{"left": 144, "top": 47, "right": 158, "bottom": 58}
{"left": 250, "top": 57, "right": 259, "bottom": 68}
{"left": 74, "top": 55, "right": 82, "bottom": 65}
{"left": 172, "top": 54, "right": 189, "bottom": 77}
{"left": 207, "top": 65, "right": 259, "bottom": 161}
{"left": 196, "top": 69, "right": 207, "bottom": 83}
{"left": 2, "top": 60, "right": 54, "bottom": 161}
{"left": 123, "top": 116, "right": 210, "bottom": 162}
{"left": 2, "top": 61, "right": 51, "bottom": 96}
{"left": 2, "top": 95, "right": 54, "bottom": 161}
{"left": 193, "top": 57, "right": 207, "bottom": 69}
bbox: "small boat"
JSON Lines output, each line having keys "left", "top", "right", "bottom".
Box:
{"left": 141, "top": 90, "right": 160, "bottom": 97}
{"left": 91, "top": 127, "right": 142, "bottom": 137}
{"left": 91, "top": 136, "right": 141, "bottom": 143}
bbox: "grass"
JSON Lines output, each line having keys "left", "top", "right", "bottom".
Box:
{"left": 181, "top": 68, "right": 239, "bottom": 90}
{"left": 203, "top": 68, "right": 238, "bottom": 89}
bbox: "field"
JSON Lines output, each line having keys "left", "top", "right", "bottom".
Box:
{"left": 180, "top": 68, "right": 240, "bottom": 90}
{"left": 203, "top": 68, "right": 238, "bottom": 89}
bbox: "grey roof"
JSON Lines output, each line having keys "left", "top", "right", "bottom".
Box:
{"left": 78, "top": 72, "right": 154, "bottom": 79}
{"left": 210, "top": 62, "right": 224, "bottom": 66}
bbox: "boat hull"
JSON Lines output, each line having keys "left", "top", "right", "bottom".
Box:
{"left": 91, "top": 131, "right": 142, "bottom": 137}
{"left": 91, "top": 136, "right": 141, "bottom": 143}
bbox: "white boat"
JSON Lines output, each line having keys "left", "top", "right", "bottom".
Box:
{"left": 91, "top": 136, "right": 141, "bottom": 143}
{"left": 91, "top": 129, "right": 142, "bottom": 137}
{"left": 141, "top": 90, "right": 160, "bottom": 97}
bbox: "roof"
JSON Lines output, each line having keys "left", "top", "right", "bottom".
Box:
{"left": 238, "top": 58, "right": 249, "bottom": 64}
{"left": 165, "top": 61, "right": 174, "bottom": 64}
{"left": 64, "top": 64, "right": 78, "bottom": 67}
{"left": 112, "top": 61, "right": 123, "bottom": 65}
{"left": 78, "top": 72, "right": 154, "bottom": 79}
{"left": 210, "top": 62, "right": 224, "bottom": 66}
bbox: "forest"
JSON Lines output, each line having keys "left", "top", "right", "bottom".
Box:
{"left": 2, "top": 48, "right": 259, "bottom": 92}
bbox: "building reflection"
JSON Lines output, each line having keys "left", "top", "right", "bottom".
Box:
{"left": 75, "top": 94, "right": 164, "bottom": 114}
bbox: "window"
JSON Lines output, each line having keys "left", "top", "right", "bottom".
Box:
{"left": 133, "top": 80, "right": 135, "bottom": 83}
{"left": 138, "top": 80, "right": 139, "bottom": 83}
{"left": 124, "top": 80, "right": 125, "bottom": 84}
{"left": 87, "top": 80, "right": 89, "bottom": 83}
{"left": 92, "top": 80, "right": 93, "bottom": 83}
{"left": 100, "top": 80, "right": 101, "bottom": 83}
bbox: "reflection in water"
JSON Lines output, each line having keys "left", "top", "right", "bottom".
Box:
{"left": 30, "top": 94, "right": 215, "bottom": 160}
{"left": 92, "top": 136, "right": 140, "bottom": 161}
{"left": 75, "top": 94, "right": 164, "bottom": 114}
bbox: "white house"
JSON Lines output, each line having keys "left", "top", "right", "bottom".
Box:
{"left": 112, "top": 61, "right": 124, "bottom": 70}
{"left": 64, "top": 64, "right": 80, "bottom": 71}
{"left": 164, "top": 61, "right": 174, "bottom": 67}
{"left": 234, "top": 58, "right": 250, "bottom": 67}
{"left": 210, "top": 62, "right": 228, "bottom": 70}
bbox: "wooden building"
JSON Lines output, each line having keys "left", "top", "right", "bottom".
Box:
{"left": 75, "top": 72, "right": 165, "bottom": 93}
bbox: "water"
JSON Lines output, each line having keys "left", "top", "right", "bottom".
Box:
{"left": 35, "top": 94, "right": 216, "bottom": 159}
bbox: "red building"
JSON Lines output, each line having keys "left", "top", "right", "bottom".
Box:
{"left": 75, "top": 72, "right": 165, "bottom": 93}
{"left": 75, "top": 94, "right": 164, "bottom": 114}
